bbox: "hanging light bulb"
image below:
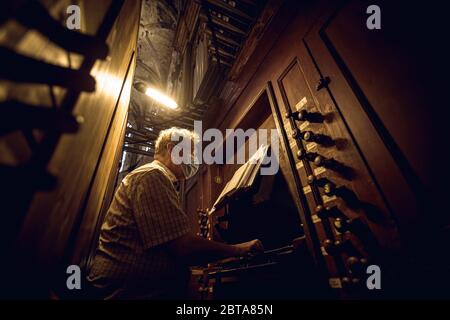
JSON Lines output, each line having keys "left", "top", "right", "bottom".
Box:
{"left": 133, "top": 81, "right": 178, "bottom": 109}
{"left": 144, "top": 87, "right": 178, "bottom": 109}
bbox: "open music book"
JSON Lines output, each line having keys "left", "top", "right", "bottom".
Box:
{"left": 210, "top": 144, "right": 270, "bottom": 212}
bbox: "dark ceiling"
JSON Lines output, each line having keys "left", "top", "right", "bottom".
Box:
{"left": 123, "top": 0, "right": 183, "bottom": 164}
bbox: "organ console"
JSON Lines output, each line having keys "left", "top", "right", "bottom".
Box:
{"left": 196, "top": 230, "right": 338, "bottom": 299}
{"left": 194, "top": 0, "right": 449, "bottom": 300}
{"left": 197, "top": 145, "right": 320, "bottom": 299}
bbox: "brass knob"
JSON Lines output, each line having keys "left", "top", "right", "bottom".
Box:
{"left": 296, "top": 110, "right": 309, "bottom": 121}
{"left": 324, "top": 182, "right": 335, "bottom": 195}
{"left": 323, "top": 239, "right": 338, "bottom": 255}
{"left": 347, "top": 256, "right": 367, "bottom": 277}
{"left": 303, "top": 131, "right": 312, "bottom": 141}
{"left": 313, "top": 155, "right": 324, "bottom": 166}
{"left": 333, "top": 217, "right": 345, "bottom": 232}
{"left": 341, "top": 277, "right": 351, "bottom": 287}
{"left": 323, "top": 239, "right": 334, "bottom": 254}
{"left": 315, "top": 205, "right": 325, "bottom": 216}
{"left": 347, "top": 256, "right": 359, "bottom": 265}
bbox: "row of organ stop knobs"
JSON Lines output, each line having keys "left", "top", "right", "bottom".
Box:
{"left": 286, "top": 100, "right": 372, "bottom": 287}
{"left": 197, "top": 208, "right": 210, "bottom": 239}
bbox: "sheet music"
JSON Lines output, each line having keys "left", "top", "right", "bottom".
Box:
{"left": 210, "top": 144, "right": 269, "bottom": 211}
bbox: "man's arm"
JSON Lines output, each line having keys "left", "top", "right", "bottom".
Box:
{"left": 166, "top": 233, "right": 264, "bottom": 265}
{"left": 132, "top": 169, "right": 263, "bottom": 263}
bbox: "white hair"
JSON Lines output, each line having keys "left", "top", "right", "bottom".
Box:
{"left": 155, "top": 127, "right": 199, "bottom": 156}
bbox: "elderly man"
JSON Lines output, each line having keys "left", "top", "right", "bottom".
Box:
{"left": 87, "top": 127, "right": 263, "bottom": 299}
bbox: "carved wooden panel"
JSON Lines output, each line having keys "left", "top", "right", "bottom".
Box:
{"left": 276, "top": 54, "right": 403, "bottom": 295}
{"left": 301, "top": 2, "right": 450, "bottom": 294}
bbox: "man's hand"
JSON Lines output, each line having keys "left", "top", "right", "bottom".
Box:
{"left": 233, "top": 239, "right": 264, "bottom": 256}
{"left": 166, "top": 234, "right": 264, "bottom": 265}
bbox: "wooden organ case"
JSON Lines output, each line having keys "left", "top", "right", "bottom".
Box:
{"left": 195, "top": 0, "right": 450, "bottom": 299}
{"left": 197, "top": 87, "right": 329, "bottom": 299}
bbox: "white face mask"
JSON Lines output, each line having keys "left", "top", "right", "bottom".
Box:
{"left": 180, "top": 154, "right": 199, "bottom": 180}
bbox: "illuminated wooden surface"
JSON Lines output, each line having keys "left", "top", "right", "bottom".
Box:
{"left": 0, "top": 0, "right": 141, "bottom": 297}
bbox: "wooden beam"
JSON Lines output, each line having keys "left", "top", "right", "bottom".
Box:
{"left": 144, "top": 113, "right": 196, "bottom": 129}
{"left": 228, "top": 0, "right": 283, "bottom": 80}
{"left": 134, "top": 117, "right": 167, "bottom": 129}
{"left": 205, "top": 0, "right": 254, "bottom": 22}
{"left": 205, "top": 29, "right": 241, "bottom": 47}
{"left": 123, "top": 146, "right": 154, "bottom": 157}
{"left": 208, "top": 46, "right": 236, "bottom": 60}
{"left": 126, "top": 127, "right": 159, "bottom": 139}
{"left": 124, "top": 135, "right": 155, "bottom": 144}
{"left": 124, "top": 141, "right": 155, "bottom": 149}
{"left": 207, "top": 14, "right": 248, "bottom": 36}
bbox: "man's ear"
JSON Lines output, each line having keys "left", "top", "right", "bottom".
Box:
{"left": 166, "top": 143, "right": 175, "bottom": 157}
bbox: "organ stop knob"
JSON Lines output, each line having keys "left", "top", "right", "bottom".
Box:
{"left": 347, "top": 256, "right": 368, "bottom": 276}
{"left": 307, "top": 175, "right": 336, "bottom": 195}
{"left": 302, "top": 131, "right": 334, "bottom": 146}
{"left": 315, "top": 205, "right": 343, "bottom": 219}
{"left": 297, "top": 149, "right": 322, "bottom": 164}
{"left": 323, "top": 239, "right": 349, "bottom": 256}
{"left": 297, "top": 150, "right": 353, "bottom": 178}
{"left": 285, "top": 110, "right": 324, "bottom": 123}
{"left": 292, "top": 130, "right": 333, "bottom": 146}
